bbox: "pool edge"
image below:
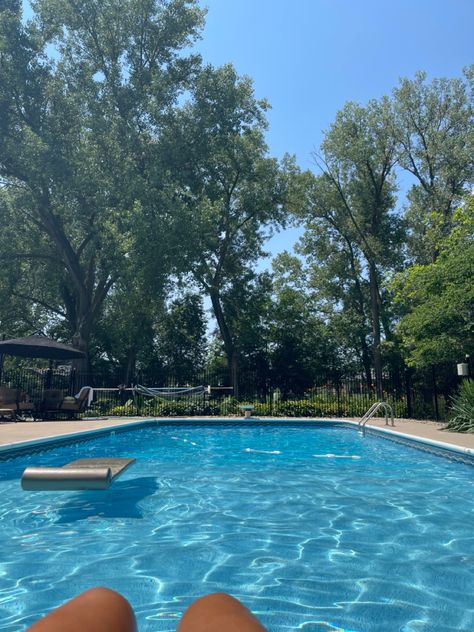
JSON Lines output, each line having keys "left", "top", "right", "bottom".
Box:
{"left": 0, "top": 417, "right": 473, "bottom": 463}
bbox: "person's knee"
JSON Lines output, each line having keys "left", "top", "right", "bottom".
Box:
{"left": 178, "top": 591, "right": 266, "bottom": 632}
{"left": 27, "top": 586, "right": 137, "bottom": 632}
{"left": 82, "top": 586, "right": 133, "bottom": 612}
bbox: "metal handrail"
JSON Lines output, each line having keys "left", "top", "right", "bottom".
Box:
{"left": 358, "top": 401, "right": 394, "bottom": 431}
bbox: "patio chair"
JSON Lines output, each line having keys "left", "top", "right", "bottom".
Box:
{"left": 59, "top": 386, "right": 93, "bottom": 418}
{"left": 0, "top": 387, "right": 19, "bottom": 421}
{"left": 40, "top": 386, "right": 93, "bottom": 419}
{"left": 40, "top": 389, "right": 64, "bottom": 419}
{"left": 17, "top": 391, "right": 36, "bottom": 420}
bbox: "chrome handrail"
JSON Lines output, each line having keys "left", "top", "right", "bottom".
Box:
{"left": 358, "top": 401, "right": 394, "bottom": 431}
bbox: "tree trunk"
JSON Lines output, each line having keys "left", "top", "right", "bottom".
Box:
{"left": 369, "top": 262, "right": 383, "bottom": 399}
{"left": 124, "top": 348, "right": 137, "bottom": 385}
{"left": 360, "top": 337, "right": 373, "bottom": 389}
{"left": 230, "top": 349, "right": 239, "bottom": 400}
{"left": 345, "top": 239, "right": 373, "bottom": 388}
{"left": 72, "top": 321, "right": 91, "bottom": 380}
{"left": 209, "top": 289, "right": 239, "bottom": 398}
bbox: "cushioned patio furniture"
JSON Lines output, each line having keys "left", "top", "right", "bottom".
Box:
{"left": 40, "top": 389, "right": 64, "bottom": 419}
{"left": 60, "top": 386, "right": 93, "bottom": 418}
{"left": 0, "top": 387, "right": 20, "bottom": 421}
{"left": 40, "top": 387, "right": 92, "bottom": 419}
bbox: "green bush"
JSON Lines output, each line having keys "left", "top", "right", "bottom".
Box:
{"left": 102, "top": 393, "right": 412, "bottom": 420}
{"left": 140, "top": 398, "right": 224, "bottom": 417}
{"left": 109, "top": 402, "right": 136, "bottom": 416}
{"left": 444, "top": 379, "right": 474, "bottom": 433}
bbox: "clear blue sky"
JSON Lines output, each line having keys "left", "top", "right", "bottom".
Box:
{"left": 197, "top": 0, "right": 474, "bottom": 169}
{"left": 196, "top": 0, "right": 474, "bottom": 261}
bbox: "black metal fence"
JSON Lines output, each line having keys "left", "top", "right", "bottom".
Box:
{"left": 0, "top": 364, "right": 460, "bottom": 421}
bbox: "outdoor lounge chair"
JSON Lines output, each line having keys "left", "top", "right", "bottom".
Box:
{"left": 0, "top": 388, "right": 36, "bottom": 421}
{"left": 0, "top": 387, "right": 19, "bottom": 421}
{"left": 40, "top": 386, "right": 92, "bottom": 419}
{"left": 40, "top": 389, "right": 64, "bottom": 419}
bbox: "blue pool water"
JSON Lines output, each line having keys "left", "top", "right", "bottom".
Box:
{"left": 0, "top": 422, "right": 473, "bottom": 631}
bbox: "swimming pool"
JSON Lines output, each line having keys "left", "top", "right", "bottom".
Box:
{"left": 0, "top": 421, "right": 473, "bottom": 631}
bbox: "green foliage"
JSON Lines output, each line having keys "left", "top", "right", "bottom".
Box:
{"left": 155, "top": 294, "right": 208, "bottom": 380}
{"left": 140, "top": 398, "right": 225, "bottom": 417}
{"left": 304, "top": 99, "right": 405, "bottom": 393}
{"left": 392, "top": 69, "right": 474, "bottom": 262}
{"left": 444, "top": 379, "right": 474, "bottom": 433}
{"left": 159, "top": 63, "right": 298, "bottom": 391}
{"left": 100, "top": 393, "right": 410, "bottom": 419}
{"left": 269, "top": 253, "right": 336, "bottom": 392}
{"left": 393, "top": 201, "right": 474, "bottom": 368}
{"left": 108, "top": 401, "right": 137, "bottom": 417}
{"left": 0, "top": 0, "right": 205, "bottom": 358}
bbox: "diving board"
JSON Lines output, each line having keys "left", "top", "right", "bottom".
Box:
{"left": 21, "top": 457, "right": 135, "bottom": 491}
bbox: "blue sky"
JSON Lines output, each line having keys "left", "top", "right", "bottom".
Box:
{"left": 197, "top": 0, "right": 474, "bottom": 168}
{"left": 196, "top": 0, "right": 474, "bottom": 260}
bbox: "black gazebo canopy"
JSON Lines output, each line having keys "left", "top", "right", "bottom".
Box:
{"left": 0, "top": 335, "right": 85, "bottom": 360}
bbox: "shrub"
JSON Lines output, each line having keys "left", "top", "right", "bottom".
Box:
{"left": 444, "top": 379, "right": 474, "bottom": 433}
{"left": 103, "top": 393, "right": 411, "bottom": 420}
{"left": 109, "top": 402, "right": 136, "bottom": 416}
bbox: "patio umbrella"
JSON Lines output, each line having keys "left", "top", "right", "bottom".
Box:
{"left": 0, "top": 335, "right": 85, "bottom": 360}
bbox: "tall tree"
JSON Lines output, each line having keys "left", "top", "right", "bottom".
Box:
{"left": 155, "top": 293, "right": 207, "bottom": 383}
{"left": 295, "top": 179, "right": 374, "bottom": 385}
{"left": 270, "top": 252, "right": 335, "bottom": 394}
{"left": 392, "top": 197, "right": 474, "bottom": 368}
{"left": 311, "top": 99, "right": 403, "bottom": 396}
{"left": 392, "top": 69, "right": 474, "bottom": 262}
{"left": 161, "top": 64, "right": 297, "bottom": 395}
{"left": 0, "top": 0, "right": 205, "bottom": 366}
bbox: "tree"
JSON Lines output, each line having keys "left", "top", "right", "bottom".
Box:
{"left": 161, "top": 64, "right": 297, "bottom": 395}
{"left": 94, "top": 270, "right": 162, "bottom": 384}
{"left": 155, "top": 293, "right": 207, "bottom": 383}
{"left": 296, "top": 175, "right": 375, "bottom": 384}
{"left": 0, "top": 0, "right": 205, "bottom": 366}
{"left": 208, "top": 271, "right": 275, "bottom": 397}
{"left": 392, "top": 198, "right": 474, "bottom": 368}
{"left": 392, "top": 69, "right": 474, "bottom": 262}
{"left": 310, "top": 99, "right": 404, "bottom": 396}
{"left": 269, "top": 252, "right": 335, "bottom": 395}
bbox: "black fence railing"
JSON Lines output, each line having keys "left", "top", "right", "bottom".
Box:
{"left": 0, "top": 365, "right": 456, "bottom": 421}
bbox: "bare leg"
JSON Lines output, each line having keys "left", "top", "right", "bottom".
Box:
{"left": 177, "top": 592, "right": 267, "bottom": 632}
{"left": 27, "top": 587, "right": 137, "bottom": 632}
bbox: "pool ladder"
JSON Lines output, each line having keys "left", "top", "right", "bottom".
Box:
{"left": 358, "top": 402, "right": 394, "bottom": 433}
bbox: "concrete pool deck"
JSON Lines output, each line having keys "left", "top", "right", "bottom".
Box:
{"left": 0, "top": 415, "right": 473, "bottom": 453}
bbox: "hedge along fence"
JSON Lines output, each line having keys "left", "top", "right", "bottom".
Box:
{"left": 87, "top": 391, "right": 416, "bottom": 420}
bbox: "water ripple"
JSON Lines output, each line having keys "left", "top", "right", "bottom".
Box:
{"left": 0, "top": 423, "right": 473, "bottom": 631}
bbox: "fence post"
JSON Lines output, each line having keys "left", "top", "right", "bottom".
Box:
{"left": 336, "top": 371, "right": 341, "bottom": 417}
{"left": 432, "top": 365, "right": 440, "bottom": 421}
{"left": 404, "top": 368, "right": 413, "bottom": 419}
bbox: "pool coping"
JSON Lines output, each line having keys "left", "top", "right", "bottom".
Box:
{"left": 1, "top": 417, "right": 474, "bottom": 463}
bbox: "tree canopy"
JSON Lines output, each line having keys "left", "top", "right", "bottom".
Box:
{"left": 0, "top": 1, "right": 472, "bottom": 406}
{"left": 393, "top": 199, "right": 474, "bottom": 368}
